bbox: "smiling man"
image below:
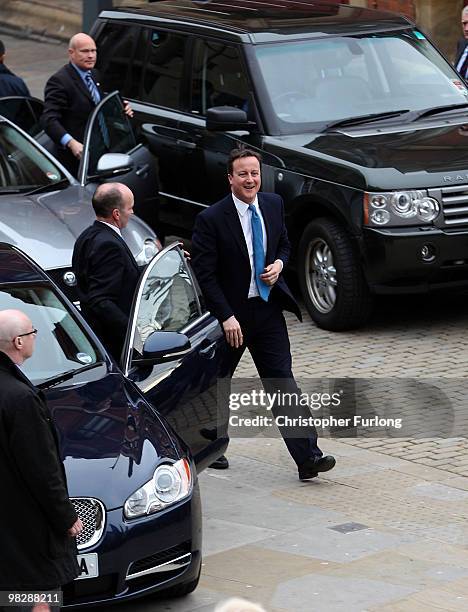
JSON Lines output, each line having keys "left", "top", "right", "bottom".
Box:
{"left": 191, "top": 147, "right": 336, "bottom": 480}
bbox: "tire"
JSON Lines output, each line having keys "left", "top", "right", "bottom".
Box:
{"left": 298, "top": 218, "right": 373, "bottom": 330}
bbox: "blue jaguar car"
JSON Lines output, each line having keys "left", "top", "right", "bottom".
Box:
{"left": 0, "top": 241, "right": 229, "bottom": 606}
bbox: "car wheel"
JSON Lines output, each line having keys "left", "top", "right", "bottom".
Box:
{"left": 298, "top": 218, "right": 373, "bottom": 330}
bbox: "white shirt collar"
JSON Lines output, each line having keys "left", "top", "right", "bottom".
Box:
{"left": 98, "top": 220, "right": 122, "bottom": 237}
{"left": 232, "top": 192, "right": 259, "bottom": 216}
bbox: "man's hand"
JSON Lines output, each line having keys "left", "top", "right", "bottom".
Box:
{"left": 123, "top": 100, "right": 134, "bottom": 118}
{"left": 68, "top": 517, "right": 83, "bottom": 537}
{"left": 223, "top": 315, "right": 243, "bottom": 348}
{"left": 67, "top": 138, "right": 83, "bottom": 159}
{"left": 260, "top": 260, "right": 282, "bottom": 286}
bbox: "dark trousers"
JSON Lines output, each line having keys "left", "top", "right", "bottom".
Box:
{"left": 226, "top": 297, "right": 322, "bottom": 467}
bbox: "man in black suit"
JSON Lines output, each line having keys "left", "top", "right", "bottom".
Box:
{"left": 41, "top": 33, "right": 132, "bottom": 175}
{"left": 0, "top": 39, "right": 30, "bottom": 97}
{"left": 0, "top": 309, "right": 82, "bottom": 610}
{"left": 455, "top": 6, "right": 468, "bottom": 77}
{"left": 72, "top": 183, "right": 140, "bottom": 361}
{"left": 191, "top": 148, "right": 336, "bottom": 480}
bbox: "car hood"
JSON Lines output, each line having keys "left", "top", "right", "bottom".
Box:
{"left": 47, "top": 372, "right": 180, "bottom": 510}
{"left": 0, "top": 185, "right": 155, "bottom": 270}
{"left": 265, "top": 121, "right": 468, "bottom": 191}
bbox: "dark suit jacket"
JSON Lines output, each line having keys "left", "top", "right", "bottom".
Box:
{"left": 455, "top": 38, "right": 468, "bottom": 68}
{"left": 0, "top": 63, "right": 30, "bottom": 97}
{"left": 0, "top": 351, "right": 79, "bottom": 589}
{"left": 42, "top": 63, "right": 102, "bottom": 146}
{"left": 72, "top": 221, "right": 140, "bottom": 359}
{"left": 191, "top": 192, "right": 301, "bottom": 323}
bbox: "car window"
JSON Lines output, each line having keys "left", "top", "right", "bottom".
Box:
{"left": 190, "top": 40, "right": 249, "bottom": 115}
{"left": 254, "top": 30, "right": 468, "bottom": 133}
{"left": 141, "top": 30, "right": 187, "bottom": 109}
{"left": 95, "top": 22, "right": 139, "bottom": 98}
{"left": 0, "top": 123, "right": 65, "bottom": 191}
{"left": 0, "top": 97, "right": 44, "bottom": 137}
{"left": 123, "top": 247, "right": 200, "bottom": 370}
{"left": 85, "top": 93, "right": 137, "bottom": 176}
{"left": 0, "top": 284, "right": 100, "bottom": 385}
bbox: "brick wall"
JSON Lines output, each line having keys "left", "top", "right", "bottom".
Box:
{"left": 366, "top": 0, "right": 415, "bottom": 20}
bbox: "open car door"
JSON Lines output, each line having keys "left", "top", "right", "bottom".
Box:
{"left": 78, "top": 91, "right": 159, "bottom": 229}
{"left": 121, "top": 243, "right": 229, "bottom": 470}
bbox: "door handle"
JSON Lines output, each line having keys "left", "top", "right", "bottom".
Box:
{"left": 136, "top": 163, "right": 149, "bottom": 177}
{"left": 176, "top": 139, "right": 196, "bottom": 150}
{"left": 199, "top": 341, "right": 217, "bottom": 360}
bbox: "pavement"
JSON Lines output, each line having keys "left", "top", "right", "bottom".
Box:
{"left": 4, "top": 31, "right": 468, "bottom": 612}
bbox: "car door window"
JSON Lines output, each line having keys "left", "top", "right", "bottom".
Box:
{"left": 0, "top": 97, "right": 44, "bottom": 137}
{"left": 123, "top": 245, "right": 200, "bottom": 371}
{"left": 80, "top": 92, "right": 137, "bottom": 180}
{"left": 95, "top": 23, "right": 140, "bottom": 97}
{"left": 141, "top": 30, "right": 187, "bottom": 109}
{"left": 190, "top": 40, "right": 249, "bottom": 115}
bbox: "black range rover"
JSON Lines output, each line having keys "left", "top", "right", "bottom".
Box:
{"left": 92, "top": 1, "right": 468, "bottom": 330}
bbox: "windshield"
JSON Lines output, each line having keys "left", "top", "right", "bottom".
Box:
{"left": 0, "top": 284, "right": 102, "bottom": 385}
{"left": 255, "top": 29, "right": 468, "bottom": 134}
{"left": 0, "top": 123, "right": 66, "bottom": 192}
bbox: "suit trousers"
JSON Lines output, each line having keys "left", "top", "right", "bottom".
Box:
{"left": 225, "top": 297, "right": 323, "bottom": 467}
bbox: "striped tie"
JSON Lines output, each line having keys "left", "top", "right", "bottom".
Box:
{"left": 85, "top": 73, "right": 109, "bottom": 147}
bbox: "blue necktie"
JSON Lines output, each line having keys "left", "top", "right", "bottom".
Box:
{"left": 85, "top": 73, "right": 109, "bottom": 147}
{"left": 249, "top": 204, "right": 270, "bottom": 301}
{"left": 457, "top": 48, "right": 468, "bottom": 79}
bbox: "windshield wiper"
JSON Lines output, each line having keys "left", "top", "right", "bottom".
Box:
{"left": 405, "top": 103, "right": 468, "bottom": 122}
{"left": 25, "top": 178, "right": 70, "bottom": 196}
{"left": 37, "top": 361, "right": 105, "bottom": 390}
{"left": 323, "top": 110, "right": 410, "bottom": 131}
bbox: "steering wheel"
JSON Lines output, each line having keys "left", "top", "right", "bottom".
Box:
{"left": 272, "top": 91, "right": 309, "bottom": 106}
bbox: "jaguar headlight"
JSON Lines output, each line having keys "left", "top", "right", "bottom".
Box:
{"left": 124, "top": 458, "right": 192, "bottom": 519}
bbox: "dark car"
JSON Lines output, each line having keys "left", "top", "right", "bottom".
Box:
{"left": 0, "top": 241, "right": 228, "bottom": 606}
{"left": 0, "top": 91, "right": 161, "bottom": 303}
{"left": 92, "top": 0, "right": 468, "bottom": 330}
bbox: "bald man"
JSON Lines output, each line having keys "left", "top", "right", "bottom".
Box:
{"left": 72, "top": 182, "right": 140, "bottom": 360}
{"left": 41, "top": 32, "right": 132, "bottom": 175}
{"left": 455, "top": 6, "right": 468, "bottom": 78}
{"left": 0, "top": 309, "right": 82, "bottom": 609}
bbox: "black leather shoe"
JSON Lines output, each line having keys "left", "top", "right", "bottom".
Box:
{"left": 298, "top": 455, "right": 336, "bottom": 481}
{"left": 209, "top": 455, "right": 229, "bottom": 469}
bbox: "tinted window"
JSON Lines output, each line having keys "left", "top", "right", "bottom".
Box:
{"left": 0, "top": 124, "right": 65, "bottom": 191}
{"left": 191, "top": 41, "right": 249, "bottom": 115}
{"left": 133, "top": 249, "right": 199, "bottom": 355}
{"left": 87, "top": 95, "right": 137, "bottom": 175}
{"left": 126, "top": 27, "right": 148, "bottom": 99}
{"left": 141, "top": 30, "right": 187, "bottom": 109}
{"left": 0, "top": 98, "right": 43, "bottom": 137}
{"left": 95, "top": 22, "right": 138, "bottom": 97}
{"left": 0, "top": 285, "right": 99, "bottom": 385}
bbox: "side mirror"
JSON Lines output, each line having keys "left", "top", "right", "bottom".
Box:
{"left": 96, "top": 153, "right": 133, "bottom": 178}
{"left": 133, "top": 330, "right": 191, "bottom": 365}
{"left": 206, "top": 106, "right": 255, "bottom": 132}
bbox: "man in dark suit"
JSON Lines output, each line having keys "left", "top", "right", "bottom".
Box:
{"left": 72, "top": 183, "right": 140, "bottom": 361}
{"left": 0, "top": 39, "right": 30, "bottom": 97}
{"left": 41, "top": 33, "right": 132, "bottom": 175}
{"left": 191, "top": 148, "right": 336, "bottom": 480}
{"left": 455, "top": 6, "right": 468, "bottom": 77}
{"left": 0, "top": 309, "right": 82, "bottom": 609}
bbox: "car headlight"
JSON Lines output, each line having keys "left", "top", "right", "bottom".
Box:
{"left": 365, "top": 191, "right": 440, "bottom": 226}
{"left": 135, "top": 237, "right": 163, "bottom": 265}
{"left": 124, "top": 458, "right": 192, "bottom": 519}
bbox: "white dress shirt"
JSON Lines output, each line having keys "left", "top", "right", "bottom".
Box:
{"left": 98, "top": 220, "right": 122, "bottom": 237}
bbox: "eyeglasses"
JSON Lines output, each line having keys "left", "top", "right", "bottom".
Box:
{"left": 17, "top": 328, "right": 38, "bottom": 338}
